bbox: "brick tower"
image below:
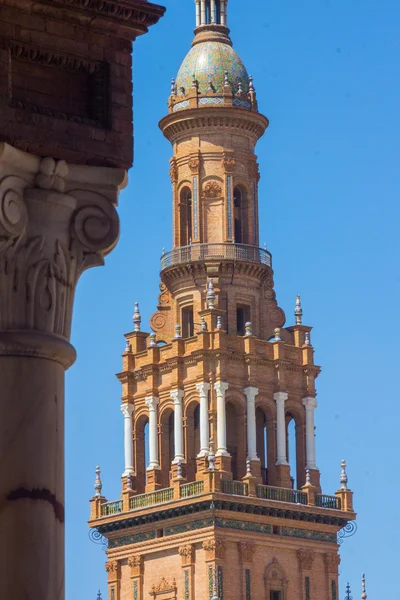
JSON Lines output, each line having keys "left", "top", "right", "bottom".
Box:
{"left": 89, "top": 3, "right": 356, "bottom": 599}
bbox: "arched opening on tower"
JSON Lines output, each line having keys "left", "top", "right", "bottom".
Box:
{"left": 160, "top": 408, "right": 175, "bottom": 487}
{"left": 179, "top": 186, "right": 193, "bottom": 246}
{"left": 286, "top": 414, "right": 297, "bottom": 489}
{"left": 185, "top": 401, "right": 201, "bottom": 481}
{"left": 234, "top": 186, "right": 248, "bottom": 244}
{"left": 226, "top": 401, "right": 239, "bottom": 479}
{"left": 134, "top": 415, "right": 149, "bottom": 493}
{"left": 256, "top": 407, "right": 269, "bottom": 484}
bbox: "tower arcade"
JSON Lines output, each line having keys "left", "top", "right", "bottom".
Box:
{"left": 89, "top": 5, "right": 356, "bottom": 600}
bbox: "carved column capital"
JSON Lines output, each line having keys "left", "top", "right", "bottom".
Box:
{"left": 203, "top": 538, "right": 226, "bottom": 561}
{"left": 237, "top": 541, "right": 255, "bottom": 563}
{"left": 324, "top": 553, "right": 341, "bottom": 573}
{"left": 105, "top": 560, "right": 120, "bottom": 582}
{"left": 0, "top": 143, "right": 127, "bottom": 363}
{"left": 179, "top": 544, "right": 195, "bottom": 566}
{"left": 128, "top": 555, "right": 143, "bottom": 577}
{"left": 297, "top": 549, "right": 315, "bottom": 571}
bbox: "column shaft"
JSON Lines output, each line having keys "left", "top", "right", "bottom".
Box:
{"left": 195, "top": 0, "right": 201, "bottom": 26}
{"left": 197, "top": 382, "right": 210, "bottom": 457}
{"left": 200, "top": 0, "right": 206, "bottom": 24}
{"left": 146, "top": 397, "right": 160, "bottom": 469}
{"left": 214, "top": 382, "right": 229, "bottom": 456}
{"left": 122, "top": 404, "right": 134, "bottom": 476}
{"left": 210, "top": 0, "right": 216, "bottom": 22}
{"left": 0, "top": 352, "right": 71, "bottom": 600}
{"left": 221, "top": 0, "right": 226, "bottom": 25}
{"left": 244, "top": 387, "right": 259, "bottom": 461}
{"left": 274, "top": 392, "right": 289, "bottom": 465}
{"left": 171, "top": 390, "right": 185, "bottom": 463}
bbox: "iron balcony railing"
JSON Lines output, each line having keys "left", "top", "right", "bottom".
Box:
{"left": 101, "top": 500, "right": 122, "bottom": 516}
{"left": 129, "top": 487, "right": 174, "bottom": 511}
{"left": 315, "top": 494, "right": 342, "bottom": 510}
{"left": 256, "top": 484, "right": 308, "bottom": 505}
{"left": 221, "top": 479, "right": 249, "bottom": 497}
{"left": 181, "top": 480, "right": 205, "bottom": 498}
{"left": 161, "top": 243, "right": 272, "bottom": 271}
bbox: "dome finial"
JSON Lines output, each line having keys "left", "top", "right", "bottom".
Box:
{"left": 294, "top": 294, "right": 303, "bottom": 325}
{"left": 361, "top": 574, "right": 367, "bottom": 600}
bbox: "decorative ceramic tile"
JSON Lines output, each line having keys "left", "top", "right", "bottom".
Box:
{"left": 245, "top": 569, "right": 251, "bottom": 600}
{"left": 173, "top": 100, "right": 190, "bottom": 112}
{"left": 217, "top": 566, "right": 224, "bottom": 600}
{"left": 133, "top": 580, "right": 138, "bottom": 600}
{"left": 215, "top": 517, "right": 272, "bottom": 534}
{"left": 281, "top": 527, "right": 337, "bottom": 544}
{"left": 305, "top": 576, "right": 310, "bottom": 600}
{"left": 165, "top": 518, "right": 214, "bottom": 537}
{"left": 176, "top": 42, "right": 249, "bottom": 95}
{"left": 208, "top": 566, "right": 214, "bottom": 600}
{"left": 108, "top": 530, "right": 156, "bottom": 549}
{"left": 184, "top": 570, "right": 190, "bottom": 600}
{"left": 232, "top": 98, "right": 251, "bottom": 109}
{"left": 199, "top": 97, "right": 224, "bottom": 105}
{"left": 331, "top": 581, "right": 337, "bottom": 600}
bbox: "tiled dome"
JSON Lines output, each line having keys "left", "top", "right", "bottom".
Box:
{"left": 175, "top": 41, "right": 250, "bottom": 95}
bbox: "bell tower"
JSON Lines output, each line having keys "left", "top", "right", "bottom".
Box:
{"left": 89, "top": 5, "right": 356, "bottom": 600}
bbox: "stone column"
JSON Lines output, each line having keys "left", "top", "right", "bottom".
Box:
{"left": 214, "top": 382, "right": 229, "bottom": 456}
{"left": 274, "top": 392, "right": 289, "bottom": 465}
{"left": 171, "top": 390, "right": 185, "bottom": 463}
{"left": 210, "top": 0, "right": 216, "bottom": 22}
{"left": 303, "top": 397, "right": 317, "bottom": 470}
{"left": 121, "top": 404, "right": 135, "bottom": 476}
{"left": 197, "top": 382, "right": 211, "bottom": 457}
{"left": 200, "top": 0, "right": 206, "bottom": 24}
{"left": 220, "top": 0, "right": 226, "bottom": 25}
{"left": 195, "top": 0, "right": 201, "bottom": 26}
{"left": 0, "top": 143, "right": 125, "bottom": 600}
{"left": 244, "top": 387, "right": 259, "bottom": 461}
{"left": 146, "top": 396, "right": 160, "bottom": 469}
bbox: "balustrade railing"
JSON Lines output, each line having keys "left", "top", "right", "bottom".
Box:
{"left": 315, "top": 494, "right": 342, "bottom": 510}
{"left": 256, "top": 484, "right": 308, "bottom": 505}
{"left": 101, "top": 500, "right": 122, "bottom": 516}
{"left": 181, "top": 480, "right": 205, "bottom": 498}
{"left": 221, "top": 479, "right": 249, "bottom": 497}
{"left": 129, "top": 487, "right": 174, "bottom": 511}
{"left": 161, "top": 243, "right": 272, "bottom": 271}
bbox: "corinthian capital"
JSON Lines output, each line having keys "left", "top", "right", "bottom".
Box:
{"left": 0, "top": 143, "right": 126, "bottom": 362}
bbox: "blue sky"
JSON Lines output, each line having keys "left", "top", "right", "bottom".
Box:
{"left": 66, "top": 1, "right": 400, "bottom": 597}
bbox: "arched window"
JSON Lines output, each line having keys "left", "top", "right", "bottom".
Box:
{"left": 234, "top": 186, "right": 248, "bottom": 244}
{"left": 134, "top": 415, "right": 149, "bottom": 493}
{"left": 185, "top": 401, "right": 201, "bottom": 481}
{"left": 286, "top": 414, "right": 297, "bottom": 489}
{"left": 256, "top": 407, "right": 269, "bottom": 484}
{"left": 160, "top": 408, "right": 175, "bottom": 488}
{"left": 226, "top": 402, "right": 239, "bottom": 479}
{"left": 180, "top": 186, "right": 192, "bottom": 246}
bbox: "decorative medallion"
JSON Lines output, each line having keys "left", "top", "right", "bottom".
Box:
{"left": 203, "top": 181, "right": 222, "bottom": 198}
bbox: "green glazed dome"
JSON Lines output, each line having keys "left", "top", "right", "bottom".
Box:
{"left": 175, "top": 41, "right": 249, "bottom": 95}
